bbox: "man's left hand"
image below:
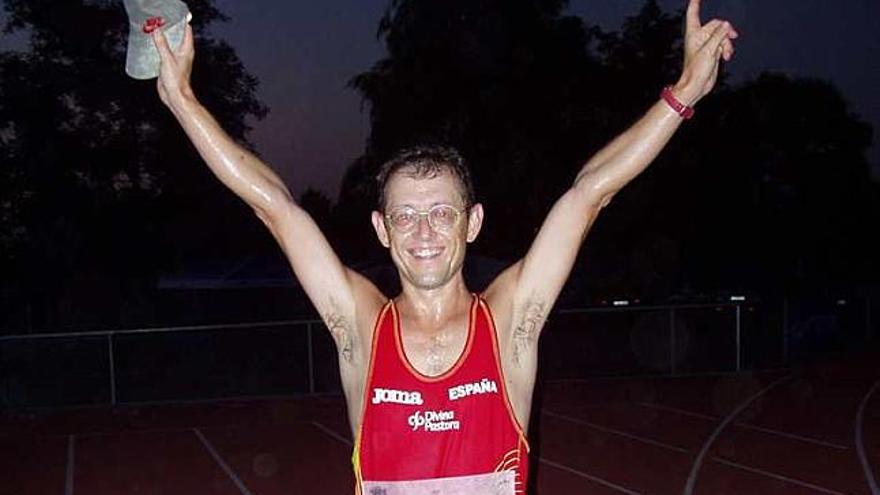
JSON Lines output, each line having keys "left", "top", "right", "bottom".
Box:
{"left": 674, "top": 0, "right": 739, "bottom": 106}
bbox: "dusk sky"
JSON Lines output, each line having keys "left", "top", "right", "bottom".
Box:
{"left": 3, "top": 1, "right": 879, "bottom": 197}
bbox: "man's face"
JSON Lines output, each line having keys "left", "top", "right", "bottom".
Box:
{"left": 371, "top": 171, "right": 483, "bottom": 291}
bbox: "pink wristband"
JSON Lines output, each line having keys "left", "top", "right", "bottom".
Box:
{"left": 660, "top": 86, "right": 694, "bottom": 119}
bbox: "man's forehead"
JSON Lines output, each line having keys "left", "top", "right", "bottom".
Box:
{"left": 384, "top": 172, "right": 465, "bottom": 206}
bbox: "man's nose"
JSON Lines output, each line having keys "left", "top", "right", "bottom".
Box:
{"left": 415, "top": 214, "right": 434, "bottom": 238}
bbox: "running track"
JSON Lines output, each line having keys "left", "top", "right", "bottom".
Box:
{"left": 2, "top": 352, "right": 878, "bottom": 494}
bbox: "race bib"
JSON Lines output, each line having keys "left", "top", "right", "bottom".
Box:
{"left": 362, "top": 471, "right": 516, "bottom": 495}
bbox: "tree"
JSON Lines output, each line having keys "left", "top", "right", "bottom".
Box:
{"left": 344, "top": 0, "right": 606, "bottom": 260}
{"left": 299, "top": 187, "right": 333, "bottom": 229}
{"left": 342, "top": 0, "right": 877, "bottom": 299}
{"left": 0, "top": 0, "right": 267, "bottom": 328}
{"left": 682, "top": 73, "right": 876, "bottom": 293}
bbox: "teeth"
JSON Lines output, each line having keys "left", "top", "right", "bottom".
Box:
{"left": 412, "top": 248, "right": 441, "bottom": 258}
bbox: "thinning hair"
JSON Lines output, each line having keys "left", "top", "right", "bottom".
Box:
{"left": 376, "top": 145, "right": 475, "bottom": 211}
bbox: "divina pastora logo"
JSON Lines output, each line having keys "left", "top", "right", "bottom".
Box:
{"left": 407, "top": 410, "right": 461, "bottom": 432}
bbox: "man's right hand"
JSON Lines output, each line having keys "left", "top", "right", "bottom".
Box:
{"left": 151, "top": 20, "right": 196, "bottom": 109}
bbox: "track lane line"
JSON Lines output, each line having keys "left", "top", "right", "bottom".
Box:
{"left": 543, "top": 409, "right": 689, "bottom": 453}
{"left": 638, "top": 401, "right": 849, "bottom": 450}
{"left": 855, "top": 379, "right": 880, "bottom": 495}
{"left": 538, "top": 457, "right": 643, "bottom": 495}
{"left": 193, "top": 428, "right": 255, "bottom": 495}
{"left": 65, "top": 434, "right": 75, "bottom": 495}
{"left": 76, "top": 423, "right": 244, "bottom": 440}
{"left": 544, "top": 369, "right": 791, "bottom": 385}
{"left": 682, "top": 373, "right": 794, "bottom": 495}
{"left": 713, "top": 457, "right": 847, "bottom": 495}
{"left": 740, "top": 422, "right": 848, "bottom": 450}
{"left": 311, "top": 421, "right": 353, "bottom": 446}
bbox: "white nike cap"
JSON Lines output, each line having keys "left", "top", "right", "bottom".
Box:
{"left": 123, "top": 0, "right": 191, "bottom": 79}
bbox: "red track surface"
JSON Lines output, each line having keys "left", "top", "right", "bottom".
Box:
{"left": 2, "top": 353, "right": 878, "bottom": 494}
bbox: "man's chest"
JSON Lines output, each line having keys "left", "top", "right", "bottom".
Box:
{"left": 399, "top": 323, "right": 469, "bottom": 377}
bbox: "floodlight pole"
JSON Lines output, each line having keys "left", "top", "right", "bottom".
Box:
{"left": 108, "top": 333, "right": 117, "bottom": 406}
{"left": 669, "top": 308, "right": 676, "bottom": 375}
{"left": 306, "top": 323, "right": 315, "bottom": 395}
{"left": 735, "top": 305, "right": 742, "bottom": 373}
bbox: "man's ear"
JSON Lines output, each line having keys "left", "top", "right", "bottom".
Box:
{"left": 466, "top": 203, "right": 484, "bottom": 243}
{"left": 371, "top": 210, "right": 391, "bottom": 248}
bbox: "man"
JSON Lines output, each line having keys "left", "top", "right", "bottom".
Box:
{"left": 151, "top": 0, "right": 736, "bottom": 492}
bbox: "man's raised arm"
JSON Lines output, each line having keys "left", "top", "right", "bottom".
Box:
{"left": 486, "top": 0, "right": 738, "bottom": 362}
{"left": 150, "top": 24, "right": 383, "bottom": 362}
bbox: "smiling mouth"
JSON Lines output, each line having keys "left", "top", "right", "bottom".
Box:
{"left": 408, "top": 247, "right": 444, "bottom": 260}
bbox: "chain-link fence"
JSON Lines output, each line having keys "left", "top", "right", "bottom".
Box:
{"left": 1, "top": 296, "right": 875, "bottom": 409}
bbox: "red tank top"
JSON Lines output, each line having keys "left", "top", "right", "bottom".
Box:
{"left": 353, "top": 295, "right": 529, "bottom": 494}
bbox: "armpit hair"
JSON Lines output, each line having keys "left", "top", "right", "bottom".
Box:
{"left": 324, "top": 311, "right": 355, "bottom": 364}
{"left": 512, "top": 300, "right": 548, "bottom": 367}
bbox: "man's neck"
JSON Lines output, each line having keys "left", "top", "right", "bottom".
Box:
{"left": 396, "top": 275, "right": 472, "bottom": 325}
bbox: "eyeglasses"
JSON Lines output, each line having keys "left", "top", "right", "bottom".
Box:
{"left": 384, "top": 204, "right": 466, "bottom": 233}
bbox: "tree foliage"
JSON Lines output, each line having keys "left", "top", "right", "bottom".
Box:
{"left": 684, "top": 73, "right": 876, "bottom": 294}
{"left": 342, "top": 0, "right": 606, "bottom": 259}
{"left": 0, "top": 0, "right": 267, "bottom": 327}
{"left": 343, "top": 0, "right": 877, "bottom": 298}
